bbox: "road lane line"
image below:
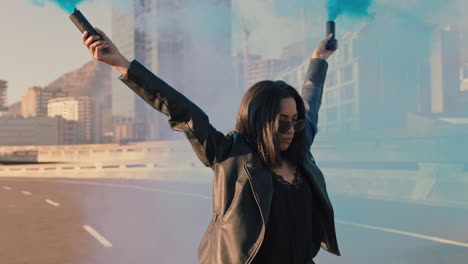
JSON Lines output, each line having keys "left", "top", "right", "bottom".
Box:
{"left": 45, "top": 199, "right": 60, "bottom": 207}
{"left": 0, "top": 179, "right": 211, "bottom": 200}
{"left": 21, "top": 190, "right": 31, "bottom": 195}
{"left": 336, "top": 220, "right": 468, "bottom": 248}
{"left": 2, "top": 178, "right": 467, "bottom": 248}
{"left": 2, "top": 179, "right": 211, "bottom": 199}
{"left": 83, "top": 225, "right": 113, "bottom": 247}
{"left": 2, "top": 186, "right": 12, "bottom": 190}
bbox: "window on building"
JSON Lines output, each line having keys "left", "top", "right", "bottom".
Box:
{"left": 327, "top": 107, "right": 338, "bottom": 121}
{"left": 341, "top": 103, "right": 354, "bottom": 120}
{"left": 342, "top": 44, "right": 349, "bottom": 61}
{"left": 327, "top": 71, "right": 337, "bottom": 87}
{"left": 342, "top": 83, "right": 354, "bottom": 100}
{"left": 352, "top": 38, "right": 358, "bottom": 59}
{"left": 341, "top": 66, "right": 353, "bottom": 82}
{"left": 326, "top": 90, "right": 339, "bottom": 105}
{"left": 342, "top": 122, "right": 352, "bottom": 131}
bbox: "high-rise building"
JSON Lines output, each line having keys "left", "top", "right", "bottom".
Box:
{"left": 111, "top": 0, "right": 234, "bottom": 141}
{"left": 0, "top": 80, "right": 7, "bottom": 112}
{"left": 21, "top": 86, "right": 67, "bottom": 118}
{"left": 245, "top": 58, "right": 287, "bottom": 88}
{"left": 462, "top": 62, "right": 468, "bottom": 91}
{"left": 111, "top": 1, "right": 157, "bottom": 143}
{"left": 233, "top": 52, "right": 261, "bottom": 92}
{"left": 276, "top": 20, "right": 432, "bottom": 134}
{"left": 456, "top": 62, "right": 468, "bottom": 114}
{"left": 430, "top": 25, "right": 462, "bottom": 114}
{"left": 48, "top": 96, "right": 98, "bottom": 144}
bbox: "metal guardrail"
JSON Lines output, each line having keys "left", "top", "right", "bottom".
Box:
{"left": 0, "top": 160, "right": 205, "bottom": 172}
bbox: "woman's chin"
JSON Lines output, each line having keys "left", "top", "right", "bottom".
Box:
{"left": 280, "top": 143, "right": 290, "bottom": 151}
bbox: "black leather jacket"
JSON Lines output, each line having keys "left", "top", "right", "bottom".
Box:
{"left": 119, "top": 58, "right": 341, "bottom": 264}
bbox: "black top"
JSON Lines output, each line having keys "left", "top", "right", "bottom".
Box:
{"left": 252, "top": 166, "right": 323, "bottom": 264}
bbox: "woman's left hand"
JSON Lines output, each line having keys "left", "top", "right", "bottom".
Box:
{"left": 311, "top": 33, "right": 338, "bottom": 60}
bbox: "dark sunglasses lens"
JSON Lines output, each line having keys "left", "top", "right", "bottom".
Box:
{"left": 278, "top": 121, "right": 291, "bottom": 133}
{"left": 278, "top": 120, "right": 305, "bottom": 133}
{"left": 294, "top": 120, "right": 305, "bottom": 132}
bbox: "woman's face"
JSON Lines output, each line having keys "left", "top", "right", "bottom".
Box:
{"left": 278, "top": 97, "right": 297, "bottom": 151}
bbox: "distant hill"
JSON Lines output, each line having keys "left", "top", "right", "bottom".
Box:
{"left": 45, "top": 60, "right": 111, "bottom": 106}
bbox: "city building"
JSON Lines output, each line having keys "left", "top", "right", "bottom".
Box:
{"left": 233, "top": 52, "right": 261, "bottom": 92}
{"left": 245, "top": 58, "right": 287, "bottom": 88}
{"left": 461, "top": 62, "right": 468, "bottom": 91}
{"left": 111, "top": 0, "right": 234, "bottom": 142}
{"left": 48, "top": 96, "right": 99, "bottom": 144}
{"left": 276, "top": 19, "right": 433, "bottom": 134}
{"left": 430, "top": 25, "right": 462, "bottom": 114}
{"left": 454, "top": 62, "right": 468, "bottom": 112}
{"left": 0, "top": 116, "right": 77, "bottom": 146}
{"left": 0, "top": 80, "right": 7, "bottom": 112}
{"left": 234, "top": 8, "right": 315, "bottom": 93}
{"left": 280, "top": 37, "right": 320, "bottom": 69}
{"left": 21, "top": 86, "right": 67, "bottom": 118}
{"left": 1, "top": 101, "right": 22, "bottom": 118}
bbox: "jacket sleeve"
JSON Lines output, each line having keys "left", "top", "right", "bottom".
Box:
{"left": 119, "top": 60, "right": 232, "bottom": 168}
{"left": 301, "top": 58, "right": 328, "bottom": 149}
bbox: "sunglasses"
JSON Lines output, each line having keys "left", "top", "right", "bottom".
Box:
{"left": 278, "top": 119, "right": 305, "bottom": 133}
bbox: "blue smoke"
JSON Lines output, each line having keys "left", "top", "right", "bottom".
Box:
{"left": 327, "top": 0, "right": 373, "bottom": 20}
{"left": 29, "top": 0, "right": 86, "bottom": 13}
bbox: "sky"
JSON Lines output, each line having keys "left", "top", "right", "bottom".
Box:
{"left": 1, "top": 0, "right": 467, "bottom": 105}
{"left": 0, "top": 0, "right": 111, "bottom": 104}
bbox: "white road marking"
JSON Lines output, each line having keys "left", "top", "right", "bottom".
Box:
{"left": 336, "top": 220, "right": 468, "bottom": 248}
{"left": 2, "top": 186, "right": 12, "bottom": 190}
{"left": 21, "top": 190, "right": 31, "bottom": 195}
{"left": 45, "top": 199, "right": 60, "bottom": 207}
{"left": 0, "top": 179, "right": 211, "bottom": 200}
{"left": 83, "top": 225, "right": 113, "bottom": 247}
{"left": 4, "top": 178, "right": 465, "bottom": 248}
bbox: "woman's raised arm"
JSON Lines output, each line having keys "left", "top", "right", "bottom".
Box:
{"left": 301, "top": 34, "right": 338, "bottom": 148}
{"left": 82, "top": 28, "right": 233, "bottom": 168}
{"left": 82, "top": 28, "right": 130, "bottom": 75}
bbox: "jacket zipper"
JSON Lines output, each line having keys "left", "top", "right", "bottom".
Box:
{"left": 244, "top": 164, "right": 266, "bottom": 264}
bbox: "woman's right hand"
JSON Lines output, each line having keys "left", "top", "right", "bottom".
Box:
{"left": 82, "top": 27, "right": 130, "bottom": 74}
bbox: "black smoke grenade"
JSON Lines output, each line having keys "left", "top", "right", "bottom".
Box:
{"left": 326, "top": 21, "right": 337, "bottom": 50}
{"left": 69, "top": 8, "right": 102, "bottom": 40}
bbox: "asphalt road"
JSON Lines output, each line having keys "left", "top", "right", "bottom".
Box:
{"left": 1, "top": 177, "right": 467, "bottom": 264}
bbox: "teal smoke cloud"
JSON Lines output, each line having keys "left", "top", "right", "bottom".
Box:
{"left": 327, "top": 0, "right": 373, "bottom": 20}
{"left": 29, "top": 0, "right": 86, "bottom": 13}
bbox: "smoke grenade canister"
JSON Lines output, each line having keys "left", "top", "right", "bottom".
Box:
{"left": 69, "top": 8, "right": 102, "bottom": 40}
{"left": 326, "top": 21, "right": 337, "bottom": 50}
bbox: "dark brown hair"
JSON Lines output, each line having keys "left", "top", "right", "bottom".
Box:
{"left": 235, "top": 80, "right": 308, "bottom": 169}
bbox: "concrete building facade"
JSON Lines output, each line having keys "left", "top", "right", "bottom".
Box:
{"left": 245, "top": 58, "right": 287, "bottom": 88}
{"left": 111, "top": 0, "right": 234, "bottom": 142}
{"left": 0, "top": 80, "right": 7, "bottom": 112}
{"left": 21, "top": 86, "right": 67, "bottom": 118}
{"left": 462, "top": 62, "right": 468, "bottom": 91}
{"left": 48, "top": 96, "right": 98, "bottom": 144}
{"left": 430, "top": 26, "right": 462, "bottom": 114}
{"left": 0, "top": 116, "right": 77, "bottom": 146}
{"left": 276, "top": 20, "right": 433, "bottom": 134}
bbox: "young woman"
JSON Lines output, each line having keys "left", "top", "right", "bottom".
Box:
{"left": 83, "top": 27, "right": 340, "bottom": 264}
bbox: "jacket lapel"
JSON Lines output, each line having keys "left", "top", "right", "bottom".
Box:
{"left": 243, "top": 155, "right": 273, "bottom": 226}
